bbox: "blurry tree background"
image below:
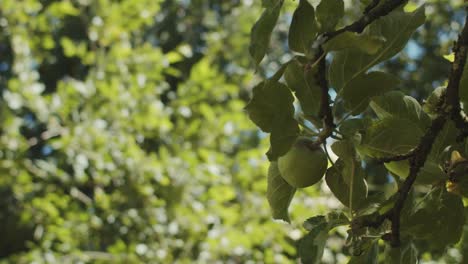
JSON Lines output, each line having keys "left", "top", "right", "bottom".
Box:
{"left": 0, "top": 0, "right": 466, "bottom": 263}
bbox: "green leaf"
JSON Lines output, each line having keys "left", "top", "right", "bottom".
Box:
{"left": 339, "top": 118, "right": 372, "bottom": 141}
{"left": 325, "top": 159, "right": 368, "bottom": 210}
{"left": 367, "top": 6, "right": 425, "bottom": 62}
{"left": 298, "top": 223, "right": 328, "bottom": 264}
{"left": 270, "top": 61, "right": 290, "bottom": 81}
{"left": 299, "top": 212, "right": 349, "bottom": 263}
{"left": 304, "top": 212, "right": 349, "bottom": 231}
{"left": 430, "top": 120, "right": 458, "bottom": 157}
{"left": 367, "top": 92, "right": 432, "bottom": 171}
{"left": 342, "top": 72, "right": 400, "bottom": 115}
{"left": 249, "top": 2, "right": 283, "bottom": 65}
{"left": 245, "top": 81, "right": 295, "bottom": 132}
{"left": 417, "top": 160, "right": 445, "bottom": 184}
{"left": 324, "top": 32, "right": 385, "bottom": 54}
{"left": 245, "top": 80, "right": 299, "bottom": 160}
{"left": 361, "top": 117, "right": 423, "bottom": 158}
{"left": 288, "top": 0, "right": 318, "bottom": 54}
{"left": 316, "top": 0, "right": 344, "bottom": 32}
{"left": 303, "top": 215, "right": 327, "bottom": 231}
{"left": 423, "top": 86, "right": 445, "bottom": 116}
{"left": 326, "top": 211, "right": 350, "bottom": 228}
{"left": 267, "top": 114, "right": 300, "bottom": 160}
{"left": 329, "top": 140, "right": 368, "bottom": 210}
{"left": 331, "top": 139, "right": 356, "bottom": 160}
{"left": 329, "top": 7, "right": 425, "bottom": 90}
{"left": 284, "top": 59, "right": 321, "bottom": 117}
{"left": 348, "top": 240, "right": 379, "bottom": 264}
{"left": 402, "top": 188, "right": 465, "bottom": 249}
{"left": 385, "top": 159, "right": 443, "bottom": 183}
{"left": 386, "top": 242, "right": 418, "bottom": 264}
{"left": 262, "top": 0, "right": 280, "bottom": 8}
{"left": 267, "top": 162, "right": 296, "bottom": 222}
{"left": 370, "top": 91, "right": 431, "bottom": 129}
{"left": 384, "top": 121, "right": 457, "bottom": 183}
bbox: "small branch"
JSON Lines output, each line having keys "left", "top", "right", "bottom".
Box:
{"left": 324, "top": 0, "right": 407, "bottom": 41}
{"left": 376, "top": 149, "right": 417, "bottom": 163}
{"left": 352, "top": 211, "right": 390, "bottom": 230}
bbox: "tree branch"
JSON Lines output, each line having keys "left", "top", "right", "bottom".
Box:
{"left": 312, "top": 48, "right": 335, "bottom": 146}
{"left": 388, "top": 11, "right": 468, "bottom": 247}
{"left": 376, "top": 150, "right": 417, "bottom": 163}
{"left": 353, "top": 10, "right": 468, "bottom": 248}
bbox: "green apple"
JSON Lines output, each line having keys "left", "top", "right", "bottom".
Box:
{"left": 278, "top": 138, "right": 328, "bottom": 188}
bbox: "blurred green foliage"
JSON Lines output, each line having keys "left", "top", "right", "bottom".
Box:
{"left": 0, "top": 0, "right": 466, "bottom": 263}
{"left": 0, "top": 1, "right": 301, "bottom": 262}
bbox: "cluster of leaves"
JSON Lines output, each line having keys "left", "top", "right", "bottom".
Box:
{"left": 247, "top": 0, "right": 468, "bottom": 262}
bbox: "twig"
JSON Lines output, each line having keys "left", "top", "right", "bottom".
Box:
{"left": 352, "top": 211, "right": 390, "bottom": 230}
{"left": 376, "top": 149, "right": 418, "bottom": 163}
{"left": 324, "top": 0, "right": 407, "bottom": 41}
